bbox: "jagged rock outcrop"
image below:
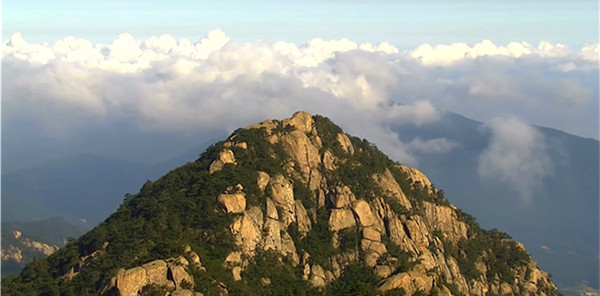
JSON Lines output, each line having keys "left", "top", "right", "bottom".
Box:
{"left": 217, "top": 193, "right": 246, "bottom": 214}
{"left": 328, "top": 209, "right": 356, "bottom": 231}
{"left": 352, "top": 200, "right": 376, "bottom": 227}
{"left": 397, "top": 164, "right": 434, "bottom": 193}
{"left": 295, "top": 200, "right": 312, "bottom": 235}
{"left": 378, "top": 269, "right": 434, "bottom": 295}
{"left": 283, "top": 111, "right": 315, "bottom": 133}
{"left": 110, "top": 249, "right": 202, "bottom": 296}
{"left": 423, "top": 202, "right": 468, "bottom": 243}
{"left": 209, "top": 149, "right": 236, "bottom": 173}
{"left": 328, "top": 185, "right": 355, "bottom": 208}
{"left": 3, "top": 111, "right": 559, "bottom": 296}
{"left": 373, "top": 168, "right": 412, "bottom": 210}
{"left": 336, "top": 133, "right": 354, "bottom": 155}
{"left": 269, "top": 174, "right": 297, "bottom": 226}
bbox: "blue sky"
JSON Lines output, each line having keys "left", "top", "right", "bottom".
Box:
{"left": 3, "top": 0, "right": 598, "bottom": 48}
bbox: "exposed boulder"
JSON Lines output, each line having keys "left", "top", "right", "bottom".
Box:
{"left": 322, "top": 150, "right": 336, "bottom": 171}
{"left": 280, "top": 130, "right": 320, "bottom": 180}
{"left": 373, "top": 169, "right": 412, "bottom": 210}
{"left": 405, "top": 216, "right": 432, "bottom": 252}
{"left": 362, "top": 227, "right": 381, "bottom": 242}
{"left": 269, "top": 175, "right": 296, "bottom": 226}
{"left": 116, "top": 267, "right": 148, "bottom": 296}
{"left": 183, "top": 246, "right": 204, "bottom": 271}
{"left": 209, "top": 149, "right": 236, "bottom": 174}
{"left": 265, "top": 197, "right": 278, "bottom": 220}
{"left": 295, "top": 200, "right": 312, "bottom": 234}
{"left": 327, "top": 186, "right": 355, "bottom": 208}
{"left": 386, "top": 215, "right": 419, "bottom": 254}
{"left": 280, "top": 230, "right": 299, "bottom": 264}
{"left": 168, "top": 264, "right": 194, "bottom": 289}
{"left": 352, "top": 200, "right": 376, "bottom": 227}
{"left": 310, "top": 264, "right": 327, "bottom": 287}
{"left": 329, "top": 209, "right": 356, "bottom": 231}
{"left": 232, "top": 266, "right": 242, "bottom": 281}
{"left": 423, "top": 202, "right": 468, "bottom": 243}
{"left": 375, "top": 265, "right": 392, "bottom": 278}
{"left": 364, "top": 252, "right": 379, "bottom": 267}
{"left": 224, "top": 251, "right": 242, "bottom": 268}
{"left": 246, "top": 119, "right": 278, "bottom": 134}
{"left": 234, "top": 207, "right": 264, "bottom": 254}
{"left": 112, "top": 255, "right": 197, "bottom": 296}
{"left": 142, "top": 260, "right": 171, "bottom": 288}
{"left": 397, "top": 164, "right": 434, "bottom": 193}
{"left": 336, "top": 133, "right": 354, "bottom": 155}
{"left": 262, "top": 219, "right": 284, "bottom": 252}
{"left": 361, "top": 239, "right": 387, "bottom": 256}
{"left": 303, "top": 264, "right": 311, "bottom": 280}
{"left": 283, "top": 111, "right": 315, "bottom": 133}
{"left": 224, "top": 141, "right": 248, "bottom": 150}
{"left": 257, "top": 171, "right": 271, "bottom": 192}
{"left": 378, "top": 270, "right": 434, "bottom": 295}
{"left": 217, "top": 193, "right": 246, "bottom": 214}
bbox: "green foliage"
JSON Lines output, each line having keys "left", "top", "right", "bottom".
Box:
{"left": 229, "top": 127, "right": 290, "bottom": 176}
{"left": 313, "top": 115, "right": 346, "bottom": 157}
{"left": 294, "top": 180, "right": 316, "bottom": 210}
{"left": 455, "top": 208, "right": 480, "bottom": 235}
{"left": 441, "top": 228, "right": 531, "bottom": 282}
{"left": 2, "top": 258, "right": 60, "bottom": 296}
{"left": 322, "top": 136, "right": 392, "bottom": 201}
{"left": 3, "top": 114, "right": 555, "bottom": 296}
{"left": 443, "top": 282, "right": 466, "bottom": 296}
{"left": 326, "top": 261, "right": 378, "bottom": 296}
{"left": 385, "top": 197, "right": 411, "bottom": 216}
{"left": 339, "top": 227, "right": 360, "bottom": 251}
{"left": 382, "top": 288, "right": 406, "bottom": 296}
{"left": 381, "top": 236, "right": 415, "bottom": 272}
{"left": 233, "top": 250, "right": 315, "bottom": 296}
{"left": 140, "top": 284, "right": 170, "bottom": 296}
{"left": 296, "top": 208, "right": 336, "bottom": 268}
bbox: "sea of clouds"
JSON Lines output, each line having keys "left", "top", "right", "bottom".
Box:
{"left": 2, "top": 30, "right": 598, "bottom": 196}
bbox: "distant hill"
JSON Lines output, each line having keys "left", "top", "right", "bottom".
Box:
{"left": 2, "top": 139, "right": 220, "bottom": 228}
{"left": 2, "top": 112, "right": 559, "bottom": 295}
{"left": 391, "top": 111, "right": 599, "bottom": 292}
{"left": 2, "top": 154, "right": 192, "bottom": 227}
{"left": 2, "top": 217, "right": 84, "bottom": 275}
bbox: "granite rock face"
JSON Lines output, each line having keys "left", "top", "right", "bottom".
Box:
{"left": 8, "top": 112, "right": 557, "bottom": 296}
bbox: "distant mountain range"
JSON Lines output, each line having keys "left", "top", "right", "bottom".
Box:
{"left": 1, "top": 111, "right": 597, "bottom": 293}
{"left": 391, "top": 111, "right": 599, "bottom": 293}
{"left": 2, "top": 143, "right": 212, "bottom": 227}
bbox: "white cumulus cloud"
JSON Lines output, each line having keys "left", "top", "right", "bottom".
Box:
{"left": 1, "top": 30, "right": 597, "bottom": 169}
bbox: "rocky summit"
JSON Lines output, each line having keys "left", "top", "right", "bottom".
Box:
{"left": 2, "top": 112, "right": 559, "bottom": 296}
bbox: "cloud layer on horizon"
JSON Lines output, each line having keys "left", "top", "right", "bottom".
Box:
{"left": 2, "top": 30, "right": 598, "bottom": 197}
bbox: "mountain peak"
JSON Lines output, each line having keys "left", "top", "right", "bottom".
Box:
{"left": 2, "top": 112, "right": 559, "bottom": 296}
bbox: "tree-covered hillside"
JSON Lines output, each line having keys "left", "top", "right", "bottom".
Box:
{"left": 2, "top": 112, "right": 560, "bottom": 296}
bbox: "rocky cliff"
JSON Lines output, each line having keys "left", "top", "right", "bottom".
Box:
{"left": 2, "top": 112, "right": 559, "bottom": 296}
